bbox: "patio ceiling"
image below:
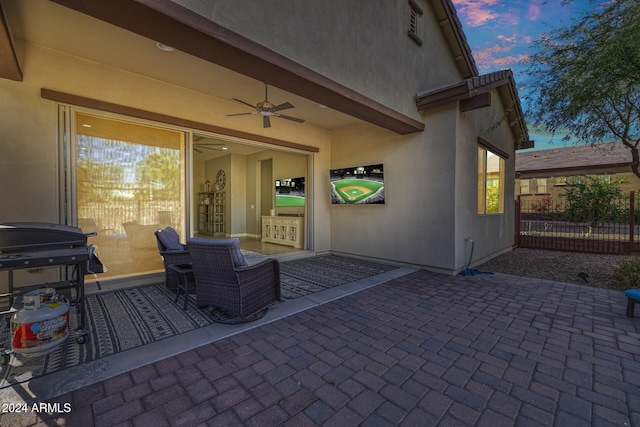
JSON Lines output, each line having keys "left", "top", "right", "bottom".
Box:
{"left": 0, "top": 0, "right": 425, "bottom": 135}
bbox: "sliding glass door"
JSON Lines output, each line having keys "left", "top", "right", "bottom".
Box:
{"left": 72, "top": 112, "right": 187, "bottom": 280}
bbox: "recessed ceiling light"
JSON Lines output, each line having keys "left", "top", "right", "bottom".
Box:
{"left": 318, "top": 104, "right": 328, "bottom": 109}
{"left": 156, "top": 42, "right": 174, "bottom": 52}
{"left": 82, "top": 124, "right": 92, "bottom": 128}
{"left": 222, "top": 147, "right": 228, "bottom": 150}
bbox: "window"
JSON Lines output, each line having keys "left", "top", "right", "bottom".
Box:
{"left": 536, "top": 178, "right": 547, "bottom": 194}
{"left": 519, "top": 179, "right": 530, "bottom": 195}
{"left": 478, "top": 146, "right": 505, "bottom": 214}
{"left": 73, "top": 112, "right": 186, "bottom": 280}
{"left": 408, "top": 0, "right": 423, "bottom": 45}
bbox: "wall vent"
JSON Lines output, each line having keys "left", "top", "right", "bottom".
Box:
{"left": 408, "top": 0, "right": 424, "bottom": 46}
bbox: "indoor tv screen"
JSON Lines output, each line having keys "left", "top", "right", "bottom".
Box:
{"left": 275, "top": 177, "right": 305, "bottom": 207}
{"left": 330, "top": 164, "right": 385, "bottom": 204}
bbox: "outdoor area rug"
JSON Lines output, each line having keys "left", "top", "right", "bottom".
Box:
{"left": 0, "top": 254, "right": 395, "bottom": 388}
{"left": 279, "top": 255, "right": 396, "bottom": 299}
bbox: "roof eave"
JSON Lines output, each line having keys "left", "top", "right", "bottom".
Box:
{"left": 416, "top": 69, "right": 532, "bottom": 147}
{"left": 48, "top": 0, "right": 424, "bottom": 135}
{"left": 0, "top": 2, "right": 23, "bottom": 81}
{"left": 428, "top": 0, "right": 478, "bottom": 79}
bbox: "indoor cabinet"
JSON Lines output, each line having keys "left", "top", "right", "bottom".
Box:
{"left": 261, "top": 216, "right": 304, "bottom": 248}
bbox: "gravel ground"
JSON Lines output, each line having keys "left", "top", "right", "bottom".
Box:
{"left": 474, "top": 248, "right": 632, "bottom": 289}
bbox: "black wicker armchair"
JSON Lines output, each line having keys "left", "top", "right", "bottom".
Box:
{"left": 188, "top": 237, "right": 281, "bottom": 322}
{"left": 155, "top": 227, "right": 191, "bottom": 292}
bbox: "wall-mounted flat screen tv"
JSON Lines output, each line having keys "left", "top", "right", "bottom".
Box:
{"left": 330, "top": 164, "right": 385, "bottom": 204}
{"left": 275, "top": 177, "right": 305, "bottom": 207}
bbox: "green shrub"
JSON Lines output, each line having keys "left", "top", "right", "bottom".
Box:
{"left": 562, "top": 176, "right": 627, "bottom": 227}
{"left": 610, "top": 257, "right": 640, "bottom": 290}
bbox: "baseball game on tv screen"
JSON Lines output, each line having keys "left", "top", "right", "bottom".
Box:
{"left": 330, "top": 164, "right": 385, "bottom": 205}
{"left": 275, "top": 177, "right": 305, "bottom": 207}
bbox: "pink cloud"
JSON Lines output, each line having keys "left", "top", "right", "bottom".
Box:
{"left": 497, "top": 33, "right": 518, "bottom": 43}
{"left": 527, "top": 3, "right": 542, "bottom": 21}
{"left": 473, "top": 44, "right": 529, "bottom": 70}
{"left": 451, "top": 0, "right": 502, "bottom": 27}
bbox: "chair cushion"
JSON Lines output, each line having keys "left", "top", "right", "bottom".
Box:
{"left": 188, "top": 237, "right": 247, "bottom": 268}
{"left": 157, "top": 226, "right": 184, "bottom": 251}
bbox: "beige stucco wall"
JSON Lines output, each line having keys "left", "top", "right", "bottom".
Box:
{"left": 454, "top": 89, "right": 516, "bottom": 270}
{"left": 329, "top": 120, "right": 459, "bottom": 272}
{"left": 328, "top": 93, "right": 517, "bottom": 273}
{"left": 172, "top": 0, "right": 457, "bottom": 119}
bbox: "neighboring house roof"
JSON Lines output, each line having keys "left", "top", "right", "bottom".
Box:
{"left": 516, "top": 143, "right": 631, "bottom": 175}
{"left": 416, "top": 70, "right": 531, "bottom": 146}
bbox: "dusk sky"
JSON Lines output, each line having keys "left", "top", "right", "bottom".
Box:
{"left": 450, "top": 0, "right": 607, "bottom": 150}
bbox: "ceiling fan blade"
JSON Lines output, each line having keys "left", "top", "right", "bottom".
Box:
{"left": 197, "top": 145, "right": 224, "bottom": 151}
{"left": 226, "top": 112, "right": 255, "bottom": 117}
{"left": 193, "top": 147, "right": 203, "bottom": 153}
{"left": 196, "top": 143, "right": 226, "bottom": 146}
{"left": 263, "top": 115, "right": 271, "bottom": 128}
{"left": 275, "top": 113, "right": 305, "bottom": 124}
{"left": 272, "top": 102, "right": 295, "bottom": 112}
{"left": 232, "top": 98, "right": 258, "bottom": 109}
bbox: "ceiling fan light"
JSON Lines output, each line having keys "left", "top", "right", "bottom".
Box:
{"left": 156, "top": 42, "right": 175, "bottom": 52}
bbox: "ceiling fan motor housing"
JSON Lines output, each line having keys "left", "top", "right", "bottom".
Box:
{"left": 258, "top": 101, "right": 275, "bottom": 115}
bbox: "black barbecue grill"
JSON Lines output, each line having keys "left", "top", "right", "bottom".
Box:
{"left": 0, "top": 222, "right": 98, "bottom": 345}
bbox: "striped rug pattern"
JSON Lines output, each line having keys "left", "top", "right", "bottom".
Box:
{"left": 0, "top": 255, "right": 394, "bottom": 388}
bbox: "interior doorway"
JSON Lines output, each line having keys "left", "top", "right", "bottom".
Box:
{"left": 192, "top": 133, "right": 309, "bottom": 256}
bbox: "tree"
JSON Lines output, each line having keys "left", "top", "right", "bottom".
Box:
{"left": 136, "top": 149, "right": 180, "bottom": 200}
{"left": 524, "top": 0, "right": 640, "bottom": 178}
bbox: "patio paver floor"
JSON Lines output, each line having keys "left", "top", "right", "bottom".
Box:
{"left": 2, "top": 269, "right": 639, "bottom": 426}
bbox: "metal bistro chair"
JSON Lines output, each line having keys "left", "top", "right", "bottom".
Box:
{"left": 187, "top": 237, "right": 281, "bottom": 323}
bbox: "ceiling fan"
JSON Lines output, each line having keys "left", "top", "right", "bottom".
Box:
{"left": 227, "top": 84, "right": 305, "bottom": 128}
{"left": 193, "top": 136, "right": 227, "bottom": 154}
